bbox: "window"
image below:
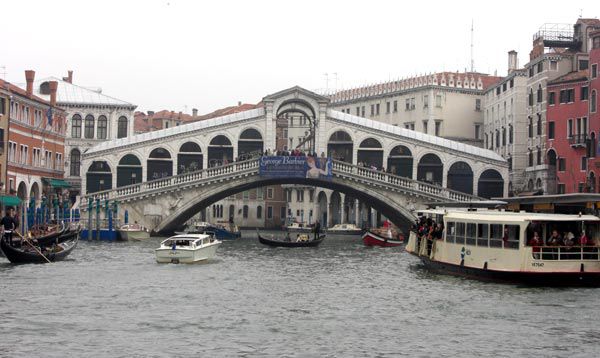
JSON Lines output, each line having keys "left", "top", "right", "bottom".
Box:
{"left": 257, "top": 206, "right": 262, "bottom": 219}
{"left": 355, "top": 107, "right": 360, "bottom": 116}
{"left": 466, "top": 223, "right": 477, "bottom": 246}
{"left": 474, "top": 124, "right": 480, "bottom": 140}
{"left": 537, "top": 85, "right": 543, "bottom": 103}
{"left": 243, "top": 205, "right": 248, "bottom": 219}
{"left": 267, "top": 206, "right": 273, "bottom": 219}
{"left": 423, "top": 95, "right": 429, "bottom": 108}
{"left": 405, "top": 99, "right": 410, "bottom": 110}
{"left": 393, "top": 100, "right": 398, "bottom": 112}
{"left": 435, "top": 95, "right": 442, "bottom": 107}
{"left": 592, "top": 90, "right": 597, "bottom": 113}
{"left": 267, "top": 187, "right": 274, "bottom": 199}
{"left": 370, "top": 104, "right": 375, "bottom": 115}
{"left": 559, "top": 89, "right": 575, "bottom": 103}
{"left": 243, "top": 191, "right": 249, "bottom": 200}
{"left": 477, "top": 223, "right": 489, "bottom": 247}
{"left": 579, "top": 59, "right": 589, "bottom": 71}
{"left": 375, "top": 103, "right": 380, "bottom": 115}
{"left": 71, "top": 114, "right": 82, "bottom": 138}
{"left": 537, "top": 62, "right": 543, "bottom": 73}
{"left": 361, "top": 106, "right": 365, "bottom": 117}
{"left": 55, "top": 153, "right": 62, "bottom": 170}
{"left": 296, "top": 189, "right": 304, "bottom": 202}
{"left": 557, "top": 183, "right": 566, "bottom": 194}
{"left": 0, "top": 97, "right": 5, "bottom": 115}
{"left": 496, "top": 87, "right": 501, "bottom": 95}
{"left": 528, "top": 89, "right": 533, "bottom": 106}
{"left": 548, "top": 92, "right": 555, "bottom": 105}
{"left": 422, "top": 120, "right": 428, "bottom": 134}
{"left": 404, "top": 122, "right": 414, "bottom": 130}
{"left": 567, "top": 119, "right": 573, "bottom": 137}
{"left": 434, "top": 121, "right": 441, "bottom": 136}
{"left": 256, "top": 187, "right": 263, "bottom": 200}
{"left": 550, "top": 60, "right": 557, "bottom": 70}
{"left": 582, "top": 157, "right": 587, "bottom": 171}
{"left": 510, "top": 78, "right": 514, "bottom": 88}
{"left": 496, "top": 130, "right": 500, "bottom": 147}
{"left": 581, "top": 86, "right": 589, "bottom": 101}
{"left": 529, "top": 67, "right": 534, "bottom": 77}
{"left": 386, "top": 102, "right": 390, "bottom": 114}
{"left": 309, "top": 190, "right": 314, "bottom": 202}
{"left": 509, "top": 125, "right": 514, "bottom": 144}
{"left": 592, "top": 64, "right": 598, "bottom": 79}
{"left": 528, "top": 116, "right": 533, "bottom": 138}
{"left": 548, "top": 122, "right": 555, "bottom": 139}
{"left": 446, "top": 222, "right": 455, "bottom": 243}
{"left": 490, "top": 224, "right": 503, "bottom": 248}
{"left": 528, "top": 151, "right": 533, "bottom": 166}
{"left": 502, "top": 127, "right": 506, "bottom": 146}
{"left": 537, "top": 114, "right": 542, "bottom": 136}
{"left": 537, "top": 149, "right": 541, "bottom": 165}
{"left": 70, "top": 149, "right": 81, "bottom": 177}
{"left": 97, "top": 115, "right": 107, "bottom": 139}
{"left": 504, "top": 225, "right": 520, "bottom": 249}
{"left": 84, "top": 115, "right": 94, "bottom": 139}
{"left": 117, "top": 116, "right": 128, "bottom": 138}
{"left": 475, "top": 99, "right": 481, "bottom": 111}
{"left": 558, "top": 158, "right": 566, "bottom": 171}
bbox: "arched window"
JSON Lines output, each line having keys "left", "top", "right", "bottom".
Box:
{"left": 537, "top": 84, "right": 543, "bottom": 103}
{"left": 509, "top": 124, "right": 514, "bottom": 144}
{"left": 243, "top": 205, "right": 249, "bottom": 219}
{"left": 257, "top": 205, "right": 262, "bottom": 219}
{"left": 537, "top": 148, "right": 542, "bottom": 165}
{"left": 84, "top": 115, "right": 94, "bottom": 139}
{"left": 118, "top": 116, "right": 128, "bottom": 138}
{"left": 528, "top": 89, "right": 534, "bottom": 106}
{"left": 71, "top": 114, "right": 82, "bottom": 138}
{"left": 537, "top": 114, "right": 542, "bottom": 136}
{"left": 528, "top": 150, "right": 533, "bottom": 167}
{"left": 70, "top": 148, "right": 81, "bottom": 177}
{"left": 97, "top": 115, "right": 108, "bottom": 139}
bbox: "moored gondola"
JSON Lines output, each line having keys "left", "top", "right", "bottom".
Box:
{"left": 0, "top": 229, "right": 80, "bottom": 264}
{"left": 257, "top": 231, "right": 325, "bottom": 247}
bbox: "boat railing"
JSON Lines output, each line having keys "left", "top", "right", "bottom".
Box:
{"left": 533, "top": 245, "right": 600, "bottom": 261}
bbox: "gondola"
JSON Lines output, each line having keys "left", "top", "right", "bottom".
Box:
{"left": 31, "top": 223, "right": 68, "bottom": 246}
{"left": 0, "top": 229, "right": 80, "bottom": 264}
{"left": 257, "top": 231, "right": 326, "bottom": 247}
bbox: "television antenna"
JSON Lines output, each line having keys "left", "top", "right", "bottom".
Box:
{"left": 0, "top": 66, "right": 6, "bottom": 80}
{"left": 470, "top": 20, "right": 475, "bottom": 72}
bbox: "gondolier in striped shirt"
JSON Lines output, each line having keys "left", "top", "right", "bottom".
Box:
{"left": 1, "top": 207, "right": 19, "bottom": 246}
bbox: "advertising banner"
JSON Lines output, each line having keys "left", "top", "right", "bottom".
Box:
{"left": 259, "top": 156, "right": 332, "bottom": 179}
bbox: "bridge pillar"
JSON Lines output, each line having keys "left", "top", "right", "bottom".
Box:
{"left": 327, "top": 201, "right": 332, "bottom": 228}
{"left": 412, "top": 159, "right": 419, "bottom": 181}
{"left": 340, "top": 193, "right": 346, "bottom": 224}
{"left": 354, "top": 199, "right": 359, "bottom": 225}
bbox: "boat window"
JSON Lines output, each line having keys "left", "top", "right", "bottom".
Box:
{"left": 455, "top": 222, "right": 466, "bottom": 244}
{"left": 504, "top": 225, "right": 520, "bottom": 249}
{"left": 446, "top": 222, "right": 455, "bottom": 243}
{"left": 490, "top": 224, "right": 503, "bottom": 248}
{"left": 477, "top": 223, "right": 489, "bottom": 247}
{"left": 466, "top": 223, "right": 476, "bottom": 246}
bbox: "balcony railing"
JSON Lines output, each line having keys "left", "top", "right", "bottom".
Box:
{"left": 569, "top": 134, "right": 588, "bottom": 147}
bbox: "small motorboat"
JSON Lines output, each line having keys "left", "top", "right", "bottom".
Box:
{"left": 362, "top": 229, "right": 405, "bottom": 247}
{"left": 285, "top": 222, "right": 312, "bottom": 233}
{"left": 326, "top": 223, "right": 364, "bottom": 236}
{"left": 117, "top": 223, "right": 150, "bottom": 241}
{"left": 155, "top": 234, "right": 222, "bottom": 264}
{"left": 258, "top": 231, "right": 325, "bottom": 247}
{"left": 0, "top": 229, "right": 80, "bottom": 264}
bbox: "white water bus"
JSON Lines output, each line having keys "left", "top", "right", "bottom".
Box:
{"left": 406, "top": 209, "right": 600, "bottom": 286}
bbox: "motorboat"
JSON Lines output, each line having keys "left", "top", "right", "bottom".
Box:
{"left": 327, "top": 223, "right": 363, "bottom": 236}
{"left": 258, "top": 230, "right": 325, "bottom": 247}
{"left": 155, "top": 234, "right": 221, "bottom": 264}
{"left": 362, "top": 229, "right": 405, "bottom": 247}
{"left": 285, "top": 222, "right": 312, "bottom": 233}
{"left": 117, "top": 223, "right": 150, "bottom": 241}
{"left": 406, "top": 209, "right": 600, "bottom": 286}
{"left": 0, "top": 228, "right": 80, "bottom": 264}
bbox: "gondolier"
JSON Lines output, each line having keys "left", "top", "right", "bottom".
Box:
{"left": 314, "top": 220, "right": 321, "bottom": 241}
{"left": 1, "top": 207, "right": 19, "bottom": 246}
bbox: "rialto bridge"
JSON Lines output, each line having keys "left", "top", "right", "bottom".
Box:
{"left": 80, "top": 87, "right": 508, "bottom": 233}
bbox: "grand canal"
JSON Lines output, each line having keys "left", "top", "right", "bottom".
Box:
{"left": 1, "top": 232, "right": 599, "bottom": 357}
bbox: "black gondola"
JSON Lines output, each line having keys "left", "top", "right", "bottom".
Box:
{"left": 32, "top": 223, "right": 68, "bottom": 246}
{"left": 0, "top": 229, "right": 80, "bottom": 264}
{"left": 257, "top": 231, "right": 326, "bottom": 247}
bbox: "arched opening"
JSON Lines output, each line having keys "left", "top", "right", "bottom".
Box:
{"left": 477, "top": 169, "right": 504, "bottom": 199}
{"left": 147, "top": 148, "right": 172, "bottom": 181}
{"left": 327, "top": 131, "right": 353, "bottom": 163}
{"left": 417, "top": 153, "right": 443, "bottom": 185}
{"left": 86, "top": 161, "right": 112, "bottom": 193}
{"left": 387, "top": 145, "right": 413, "bottom": 178}
{"left": 528, "top": 179, "right": 534, "bottom": 191}
{"left": 17, "top": 182, "right": 27, "bottom": 208}
{"left": 276, "top": 98, "right": 317, "bottom": 153}
{"left": 238, "top": 128, "right": 263, "bottom": 160}
{"left": 330, "top": 191, "right": 342, "bottom": 225}
{"left": 536, "top": 178, "right": 542, "bottom": 188}
{"left": 29, "top": 182, "right": 40, "bottom": 206}
{"left": 257, "top": 205, "right": 263, "bottom": 219}
{"left": 446, "top": 161, "right": 474, "bottom": 194}
{"left": 70, "top": 148, "right": 81, "bottom": 177}
{"left": 117, "top": 154, "right": 142, "bottom": 187}
{"left": 357, "top": 138, "right": 383, "bottom": 169}
{"left": 208, "top": 135, "right": 233, "bottom": 167}
{"left": 317, "top": 191, "right": 328, "bottom": 225}
{"left": 178, "top": 142, "right": 203, "bottom": 174}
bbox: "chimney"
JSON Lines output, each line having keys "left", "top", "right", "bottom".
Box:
{"left": 49, "top": 81, "right": 58, "bottom": 106}
{"left": 25, "top": 70, "right": 35, "bottom": 96}
{"left": 237, "top": 101, "right": 242, "bottom": 106}
{"left": 508, "top": 50, "right": 518, "bottom": 73}
{"left": 62, "top": 70, "right": 74, "bottom": 84}
{"left": 178, "top": 111, "right": 182, "bottom": 119}
{"left": 192, "top": 108, "right": 198, "bottom": 117}
{"left": 147, "top": 110, "right": 154, "bottom": 116}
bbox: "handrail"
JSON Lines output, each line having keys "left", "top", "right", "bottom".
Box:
{"left": 534, "top": 245, "right": 600, "bottom": 261}
{"left": 81, "top": 156, "right": 483, "bottom": 210}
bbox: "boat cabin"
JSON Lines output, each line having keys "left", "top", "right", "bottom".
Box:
{"left": 160, "top": 234, "right": 215, "bottom": 249}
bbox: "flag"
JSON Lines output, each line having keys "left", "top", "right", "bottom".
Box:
{"left": 46, "top": 108, "right": 53, "bottom": 126}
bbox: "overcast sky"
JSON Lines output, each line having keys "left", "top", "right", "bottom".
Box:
{"left": 1, "top": 0, "right": 598, "bottom": 113}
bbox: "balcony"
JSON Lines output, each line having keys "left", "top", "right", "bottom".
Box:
{"left": 569, "top": 134, "right": 588, "bottom": 148}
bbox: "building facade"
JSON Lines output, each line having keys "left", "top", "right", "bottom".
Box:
{"left": 329, "top": 72, "right": 502, "bottom": 148}
{"left": 483, "top": 51, "right": 529, "bottom": 195}
{"left": 28, "top": 71, "right": 136, "bottom": 200}
{"left": 1, "top": 71, "right": 67, "bottom": 214}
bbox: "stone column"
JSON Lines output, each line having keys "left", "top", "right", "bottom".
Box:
{"left": 354, "top": 199, "right": 359, "bottom": 225}
{"left": 327, "top": 201, "right": 332, "bottom": 228}
{"left": 340, "top": 193, "right": 346, "bottom": 223}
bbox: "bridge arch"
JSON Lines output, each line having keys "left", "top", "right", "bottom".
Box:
{"left": 238, "top": 128, "right": 264, "bottom": 160}
{"left": 208, "top": 134, "right": 234, "bottom": 167}
{"left": 357, "top": 138, "right": 383, "bottom": 169}
{"left": 446, "top": 161, "right": 474, "bottom": 195}
{"left": 177, "top": 141, "right": 203, "bottom": 174}
{"left": 477, "top": 169, "right": 504, "bottom": 199}
{"left": 327, "top": 130, "right": 354, "bottom": 163}
{"left": 147, "top": 147, "right": 173, "bottom": 181}
{"left": 417, "top": 153, "right": 443, "bottom": 185}
{"left": 275, "top": 98, "right": 317, "bottom": 119}
{"left": 387, "top": 144, "right": 413, "bottom": 178}
{"left": 117, "top": 154, "right": 143, "bottom": 187}
{"left": 86, "top": 160, "right": 112, "bottom": 193}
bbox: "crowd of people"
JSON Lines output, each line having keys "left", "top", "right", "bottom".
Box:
{"left": 411, "top": 216, "right": 444, "bottom": 255}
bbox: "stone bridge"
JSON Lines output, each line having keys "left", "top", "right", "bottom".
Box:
{"left": 80, "top": 86, "right": 508, "bottom": 233}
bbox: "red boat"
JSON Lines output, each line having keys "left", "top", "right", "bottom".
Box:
{"left": 362, "top": 230, "right": 404, "bottom": 247}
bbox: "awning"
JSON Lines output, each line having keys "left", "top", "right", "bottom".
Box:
{"left": 43, "top": 178, "right": 71, "bottom": 188}
{"left": 0, "top": 195, "right": 22, "bottom": 206}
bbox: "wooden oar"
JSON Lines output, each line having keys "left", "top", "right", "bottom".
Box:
{"left": 14, "top": 231, "right": 52, "bottom": 264}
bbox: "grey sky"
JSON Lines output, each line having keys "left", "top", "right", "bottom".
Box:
{"left": 1, "top": 0, "right": 598, "bottom": 113}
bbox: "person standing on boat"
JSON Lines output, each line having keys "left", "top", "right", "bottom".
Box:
{"left": 314, "top": 220, "right": 321, "bottom": 241}
{"left": 1, "top": 207, "right": 19, "bottom": 247}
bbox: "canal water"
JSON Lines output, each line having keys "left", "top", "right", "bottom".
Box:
{"left": 1, "top": 231, "right": 599, "bottom": 357}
